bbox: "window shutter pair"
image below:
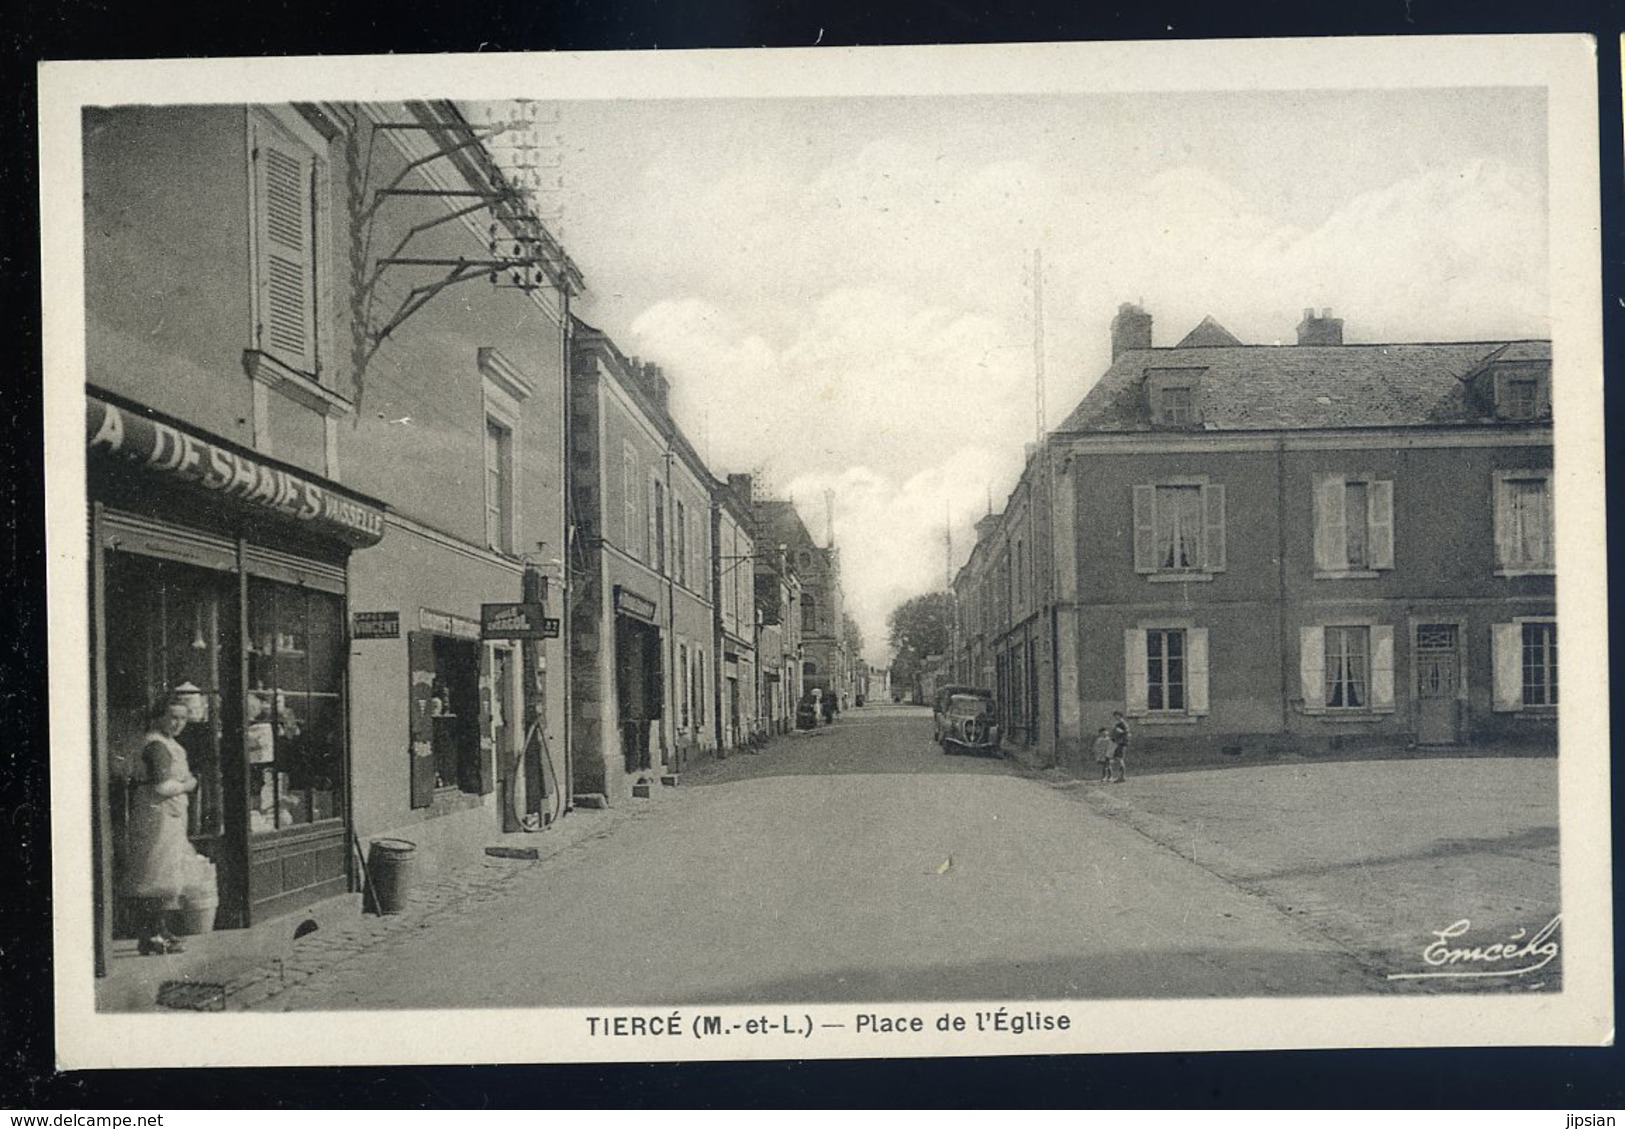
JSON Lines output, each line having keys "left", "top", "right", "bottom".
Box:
{"left": 1122, "top": 627, "right": 1209, "bottom": 715}
{"left": 1298, "top": 625, "right": 1394, "bottom": 712}
{"left": 1490, "top": 623, "right": 1523, "bottom": 711}
{"left": 1132, "top": 485, "right": 1226, "bottom": 571}
{"left": 251, "top": 118, "right": 319, "bottom": 374}
{"left": 1314, "top": 475, "right": 1394, "bottom": 570}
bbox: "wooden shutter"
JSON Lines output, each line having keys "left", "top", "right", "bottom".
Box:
{"left": 1123, "top": 629, "right": 1148, "bottom": 714}
{"left": 407, "top": 631, "right": 437, "bottom": 809}
{"left": 1370, "top": 625, "right": 1395, "bottom": 712}
{"left": 1313, "top": 473, "right": 1346, "bottom": 572}
{"left": 1131, "top": 486, "right": 1156, "bottom": 573}
{"left": 1202, "top": 484, "right": 1226, "bottom": 572}
{"left": 1186, "top": 627, "right": 1210, "bottom": 715}
{"left": 1368, "top": 480, "right": 1395, "bottom": 571}
{"left": 1540, "top": 476, "right": 1555, "bottom": 568}
{"left": 252, "top": 119, "right": 318, "bottom": 373}
{"left": 646, "top": 627, "right": 664, "bottom": 720}
{"left": 1491, "top": 622, "right": 1522, "bottom": 711}
{"left": 1299, "top": 626, "right": 1325, "bottom": 712}
{"left": 1492, "top": 473, "right": 1515, "bottom": 569}
{"left": 622, "top": 453, "right": 636, "bottom": 556}
{"left": 647, "top": 477, "right": 658, "bottom": 567}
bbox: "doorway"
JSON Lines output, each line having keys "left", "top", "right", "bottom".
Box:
{"left": 103, "top": 553, "right": 234, "bottom": 933}
{"left": 1415, "top": 623, "right": 1462, "bottom": 746}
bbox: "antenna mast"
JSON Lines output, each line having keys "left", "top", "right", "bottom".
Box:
{"left": 1033, "top": 247, "right": 1046, "bottom": 442}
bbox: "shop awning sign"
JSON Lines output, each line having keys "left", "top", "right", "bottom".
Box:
{"left": 87, "top": 394, "right": 386, "bottom": 548}
{"left": 352, "top": 611, "right": 400, "bottom": 639}
{"left": 480, "top": 602, "right": 558, "bottom": 640}
{"left": 614, "top": 585, "right": 658, "bottom": 623}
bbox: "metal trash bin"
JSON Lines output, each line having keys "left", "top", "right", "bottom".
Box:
{"left": 365, "top": 838, "right": 417, "bottom": 915}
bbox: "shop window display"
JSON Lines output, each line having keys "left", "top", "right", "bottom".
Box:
{"left": 246, "top": 579, "right": 344, "bottom": 832}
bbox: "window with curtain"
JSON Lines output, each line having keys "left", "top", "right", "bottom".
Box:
{"left": 1324, "top": 626, "right": 1369, "bottom": 710}
{"left": 1154, "top": 485, "right": 1203, "bottom": 570}
{"left": 1509, "top": 480, "right": 1549, "bottom": 567}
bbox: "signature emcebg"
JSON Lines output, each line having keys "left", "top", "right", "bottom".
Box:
{"left": 1386, "top": 915, "right": 1561, "bottom": 981}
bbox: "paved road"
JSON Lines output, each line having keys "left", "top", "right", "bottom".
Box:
{"left": 265, "top": 705, "right": 1380, "bottom": 1009}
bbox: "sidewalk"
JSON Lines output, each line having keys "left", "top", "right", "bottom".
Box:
{"left": 1009, "top": 743, "right": 1561, "bottom": 991}
{"left": 98, "top": 801, "right": 647, "bottom": 1012}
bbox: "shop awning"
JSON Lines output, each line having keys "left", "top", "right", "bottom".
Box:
{"left": 87, "top": 392, "right": 387, "bottom": 549}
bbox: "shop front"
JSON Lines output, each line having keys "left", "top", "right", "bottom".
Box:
{"left": 87, "top": 391, "right": 386, "bottom": 973}
{"left": 613, "top": 585, "right": 663, "bottom": 774}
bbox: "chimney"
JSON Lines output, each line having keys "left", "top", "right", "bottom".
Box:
{"left": 1111, "top": 303, "right": 1153, "bottom": 361}
{"left": 637, "top": 361, "right": 669, "bottom": 411}
{"left": 1295, "top": 307, "right": 1344, "bottom": 346}
{"left": 727, "top": 473, "right": 754, "bottom": 506}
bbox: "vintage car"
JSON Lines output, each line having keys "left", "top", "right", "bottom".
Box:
{"left": 932, "top": 686, "right": 1000, "bottom": 755}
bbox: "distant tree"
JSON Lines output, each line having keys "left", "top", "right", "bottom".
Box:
{"left": 841, "top": 613, "right": 865, "bottom": 662}
{"left": 886, "top": 591, "right": 953, "bottom": 687}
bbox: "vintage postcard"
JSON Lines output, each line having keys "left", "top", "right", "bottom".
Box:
{"left": 40, "top": 36, "right": 1610, "bottom": 1068}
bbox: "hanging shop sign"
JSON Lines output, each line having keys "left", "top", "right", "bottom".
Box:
{"left": 419, "top": 608, "right": 482, "bottom": 640}
{"left": 480, "top": 602, "right": 559, "bottom": 640}
{"left": 613, "top": 585, "right": 657, "bottom": 624}
{"left": 87, "top": 395, "right": 386, "bottom": 548}
{"left": 352, "top": 611, "right": 401, "bottom": 639}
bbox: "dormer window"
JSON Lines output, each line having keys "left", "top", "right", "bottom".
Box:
{"left": 1146, "top": 367, "right": 1205, "bottom": 428}
{"left": 1159, "top": 385, "right": 1195, "bottom": 425}
{"left": 1487, "top": 361, "right": 1550, "bottom": 421}
{"left": 1502, "top": 378, "right": 1538, "bottom": 420}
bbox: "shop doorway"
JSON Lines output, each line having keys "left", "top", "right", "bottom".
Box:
{"left": 103, "top": 553, "right": 233, "bottom": 933}
{"left": 615, "top": 616, "right": 662, "bottom": 773}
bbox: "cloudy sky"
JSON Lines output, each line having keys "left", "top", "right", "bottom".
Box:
{"left": 473, "top": 86, "right": 1549, "bottom": 664}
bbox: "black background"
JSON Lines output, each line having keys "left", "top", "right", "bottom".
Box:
{"left": 4, "top": 0, "right": 1624, "bottom": 1110}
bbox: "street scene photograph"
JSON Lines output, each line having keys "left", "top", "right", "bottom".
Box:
{"left": 41, "top": 39, "right": 1609, "bottom": 1064}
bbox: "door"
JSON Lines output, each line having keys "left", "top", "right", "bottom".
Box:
{"left": 103, "top": 552, "right": 234, "bottom": 933}
{"left": 491, "top": 646, "right": 518, "bottom": 828}
{"left": 1415, "top": 624, "right": 1461, "bottom": 745}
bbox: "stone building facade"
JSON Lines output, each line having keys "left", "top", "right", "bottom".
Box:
{"left": 955, "top": 304, "right": 1556, "bottom": 772}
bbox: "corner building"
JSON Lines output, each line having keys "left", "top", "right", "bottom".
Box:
{"left": 957, "top": 305, "right": 1557, "bottom": 771}
{"left": 82, "top": 101, "right": 577, "bottom": 975}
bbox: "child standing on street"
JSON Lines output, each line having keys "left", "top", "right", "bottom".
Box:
{"left": 1092, "top": 727, "right": 1114, "bottom": 781}
{"left": 1108, "top": 710, "right": 1130, "bottom": 782}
